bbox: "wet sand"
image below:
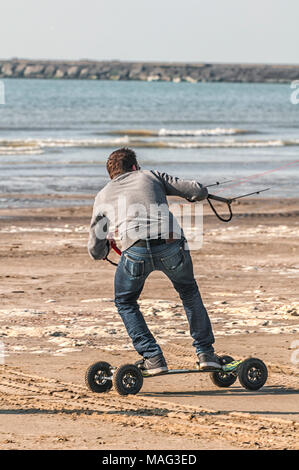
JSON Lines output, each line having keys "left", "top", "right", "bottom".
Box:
{"left": 0, "top": 197, "right": 298, "bottom": 449}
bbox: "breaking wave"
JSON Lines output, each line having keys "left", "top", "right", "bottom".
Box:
{"left": 0, "top": 137, "right": 299, "bottom": 155}
{"left": 107, "top": 128, "right": 252, "bottom": 137}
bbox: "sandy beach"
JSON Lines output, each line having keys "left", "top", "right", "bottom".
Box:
{"left": 0, "top": 197, "right": 298, "bottom": 450}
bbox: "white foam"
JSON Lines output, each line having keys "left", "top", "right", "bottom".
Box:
{"left": 0, "top": 136, "right": 294, "bottom": 154}
{"left": 163, "top": 139, "right": 285, "bottom": 149}
{"left": 158, "top": 128, "right": 246, "bottom": 136}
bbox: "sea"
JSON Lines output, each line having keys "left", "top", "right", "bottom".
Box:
{"left": 0, "top": 78, "right": 298, "bottom": 208}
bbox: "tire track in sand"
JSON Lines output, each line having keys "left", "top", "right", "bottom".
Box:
{"left": 0, "top": 365, "right": 298, "bottom": 449}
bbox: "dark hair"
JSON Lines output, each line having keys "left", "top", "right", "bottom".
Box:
{"left": 106, "top": 147, "right": 139, "bottom": 179}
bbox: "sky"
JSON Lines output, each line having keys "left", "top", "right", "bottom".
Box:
{"left": 1, "top": 0, "right": 299, "bottom": 64}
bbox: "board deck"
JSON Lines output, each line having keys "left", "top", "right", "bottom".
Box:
{"left": 141, "top": 360, "right": 243, "bottom": 377}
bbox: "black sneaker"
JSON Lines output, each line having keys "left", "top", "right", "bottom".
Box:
{"left": 197, "top": 352, "right": 222, "bottom": 371}
{"left": 138, "top": 354, "right": 168, "bottom": 376}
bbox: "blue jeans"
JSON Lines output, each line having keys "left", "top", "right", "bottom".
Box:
{"left": 114, "top": 238, "right": 215, "bottom": 358}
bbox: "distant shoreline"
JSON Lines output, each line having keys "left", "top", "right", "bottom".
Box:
{"left": 1, "top": 59, "right": 299, "bottom": 83}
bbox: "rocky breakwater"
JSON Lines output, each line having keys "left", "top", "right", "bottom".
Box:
{"left": 0, "top": 59, "right": 299, "bottom": 83}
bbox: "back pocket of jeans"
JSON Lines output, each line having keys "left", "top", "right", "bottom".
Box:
{"left": 161, "top": 248, "right": 185, "bottom": 271}
{"left": 124, "top": 255, "right": 145, "bottom": 278}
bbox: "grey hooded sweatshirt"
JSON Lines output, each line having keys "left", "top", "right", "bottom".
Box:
{"left": 88, "top": 170, "right": 208, "bottom": 260}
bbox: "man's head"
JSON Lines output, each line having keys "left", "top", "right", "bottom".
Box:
{"left": 106, "top": 147, "right": 140, "bottom": 179}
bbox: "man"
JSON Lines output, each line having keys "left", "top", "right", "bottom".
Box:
{"left": 88, "top": 147, "right": 221, "bottom": 375}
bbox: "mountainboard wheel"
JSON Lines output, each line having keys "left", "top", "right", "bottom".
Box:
{"left": 113, "top": 364, "right": 143, "bottom": 396}
{"left": 210, "top": 355, "right": 238, "bottom": 388}
{"left": 238, "top": 358, "right": 268, "bottom": 391}
{"left": 85, "top": 361, "right": 113, "bottom": 393}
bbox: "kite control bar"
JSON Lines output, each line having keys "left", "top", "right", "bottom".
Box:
{"left": 207, "top": 194, "right": 233, "bottom": 222}
{"left": 207, "top": 187, "right": 270, "bottom": 222}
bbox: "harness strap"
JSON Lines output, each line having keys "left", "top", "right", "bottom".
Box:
{"left": 104, "top": 256, "right": 119, "bottom": 266}
{"left": 104, "top": 240, "right": 121, "bottom": 266}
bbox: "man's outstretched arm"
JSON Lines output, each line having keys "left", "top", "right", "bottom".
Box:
{"left": 152, "top": 171, "right": 208, "bottom": 202}
{"left": 88, "top": 213, "right": 110, "bottom": 260}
